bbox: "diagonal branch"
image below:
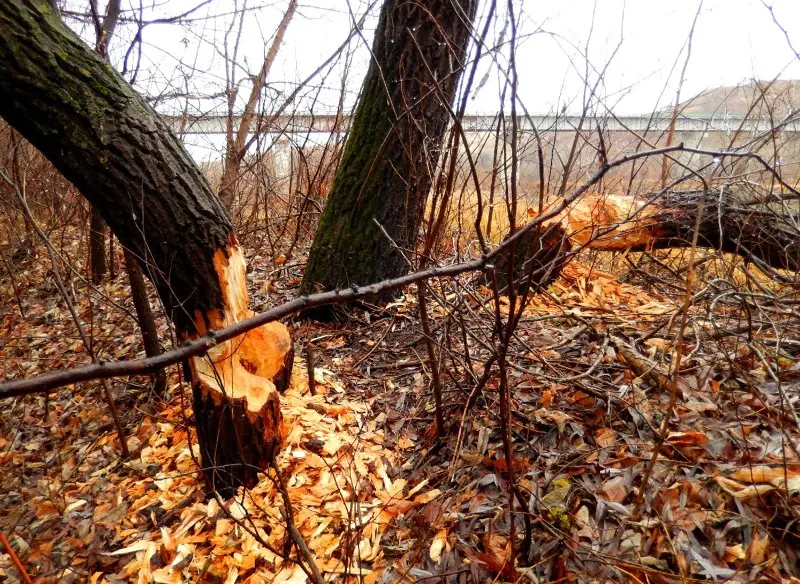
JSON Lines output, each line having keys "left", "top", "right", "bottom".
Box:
{"left": 218, "top": 0, "right": 298, "bottom": 207}
{"left": 0, "top": 143, "right": 687, "bottom": 399}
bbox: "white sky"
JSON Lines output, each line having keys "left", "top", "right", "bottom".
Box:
{"left": 66, "top": 0, "right": 800, "bottom": 156}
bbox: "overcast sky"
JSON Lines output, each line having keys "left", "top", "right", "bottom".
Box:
{"left": 72, "top": 0, "right": 800, "bottom": 157}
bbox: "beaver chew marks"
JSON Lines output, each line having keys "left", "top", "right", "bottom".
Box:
{"left": 190, "top": 244, "right": 293, "bottom": 497}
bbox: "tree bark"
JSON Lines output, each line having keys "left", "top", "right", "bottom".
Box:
{"left": 564, "top": 189, "right": 800, "bottom": 273}
{"left": 123, "top": 247, "right": 166, "bottom": 395}
{"left": 494, "top": 224, "right": 572, "bottom": 295}
{"left": 301, "top": 0, "right": 477, "bottom": 294}
{"left": 89, "top": 207, "right": 107, "bottom": 284}
{"left": 0, "top": 0, "right": 293, "bottom": 497}
{"left": 498, "top": 187, "right": 800, "bottom": 296}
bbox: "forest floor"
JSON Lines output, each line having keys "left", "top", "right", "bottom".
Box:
{"left": 1, "top": 229, "right": 800, "bottom": 583}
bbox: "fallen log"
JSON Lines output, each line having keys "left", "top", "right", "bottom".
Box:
{"left": 566, "top": 187, "right": 800, "bottom": 273}
{"left": 500, "top": 185, "right": 800, "bottom": 295}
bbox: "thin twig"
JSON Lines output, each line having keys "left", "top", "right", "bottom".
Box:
{"left": 271, "top": 460, "right": 325, "bottom": 584}
{"left": 631, "top": 200, "right": 706, "bottom": 520}
{"left": 0, "top": 532, "right": 33, "bottom": 584}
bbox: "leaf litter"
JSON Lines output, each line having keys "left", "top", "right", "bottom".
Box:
{"left": 2, "top": 233, "right": 800, "bottom": 582}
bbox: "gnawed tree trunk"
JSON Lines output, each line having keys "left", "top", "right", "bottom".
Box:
{"left": 564, "top": 189, "right": 800, "bottom": 272}
{"left": 494, "top": 223, "right": 572, "bottom": 295}
{"left": 190, "top": 248, "right": 293, "bottom": 494}
{"left": 301, "top": 0, "right": 478, "bottom": 294}
{"left": 0, "top": 0, "right": 293, "bottom": 497}
{"left": 503, "top": 188, "right": 800, "bottom": 294}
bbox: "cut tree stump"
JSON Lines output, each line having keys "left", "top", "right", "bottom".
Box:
{"left": 190, "top": 244, "right": 294, "bottom": 496}
{"left": 493, "top": 223, "right": 572, "bottom": 296}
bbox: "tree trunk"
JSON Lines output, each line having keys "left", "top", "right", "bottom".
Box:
{"left": 122, "top": 248, "right": 167, "bottom": 395}
{"left": 93, "top": 0, "right": 163, "bottom": 395}
{"left": 494, "top": 224, "right": 572, "bottom": 295}
{"left": 499, "top": 187, "right": 800, "bottom": 294}
{"left": 0, "top": 0, "right": 293, "bottom": 498}
{"left": 301, "top": 0, "right": 477, "bottom": 294}
{"left": 89, "top": 207, "right": 107, "bottom": 284}
{"left": 564, "top": 189, "right": 800, "bottom": 272}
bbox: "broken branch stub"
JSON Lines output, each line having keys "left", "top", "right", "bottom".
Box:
{"left": 493, "top": 223, "right": 572, "bottom": 296}
{"left": 189, "top": 244, "right": 294, "bottom": 497}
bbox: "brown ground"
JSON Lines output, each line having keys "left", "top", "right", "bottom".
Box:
{"left": 1, "top": 228, "right": 800, "bottom": 583}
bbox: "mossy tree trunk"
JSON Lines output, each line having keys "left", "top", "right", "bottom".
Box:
{"left": 301, "top": 0, "right": 477, "bottom": 294}
{"left": 0, "top": 0, "right": 293, "bottom": 498}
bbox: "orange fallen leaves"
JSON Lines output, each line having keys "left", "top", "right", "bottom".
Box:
{"left": 92, "top": 366, "right": 445, "bottom": 582}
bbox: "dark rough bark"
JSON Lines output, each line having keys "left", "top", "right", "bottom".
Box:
{"left": 642, "top": 189, "right": 800, "bottom": 272}
{"left": 89, "top": 207, "right": 107, "bottom": 284}
{"left": 494, "top": 224, "right": 572, "bottom": 295}
{"left": 0, "top": 0, "right": 231, "bottom": 333}
{"left": 123, "top": 247, "right": 166, "bottom": 395}
{"left": 0, "top": 0, "right": 293, "bottom": 498}
{"left": 301, "top": 0, "right": 477, "bottom": 294}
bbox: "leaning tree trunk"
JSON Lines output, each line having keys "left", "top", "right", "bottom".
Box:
{"left": 301, "top": 0, "right": 477, "bottom": 294}
{"left": 90, "top": 0, "right": 168, "bottom": 397}
{"left": 0, "top": 0, "right": 293, "bottom": 498}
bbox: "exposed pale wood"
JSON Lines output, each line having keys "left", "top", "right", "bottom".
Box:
{"left": 0, "top": 0, "right": 294, "bottom": 498}
{"left": 561, "top": 189, "right": 800, "bottom": 272}
{"left": 190, "top": 244, "right": 293, "bottom": 495}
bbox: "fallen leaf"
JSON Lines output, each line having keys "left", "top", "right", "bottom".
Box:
{"left": 429, "top": 528, "right": 447, "bottom": 563}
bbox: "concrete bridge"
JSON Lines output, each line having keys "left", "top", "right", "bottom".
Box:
{"left": 164, "top": 113, "right": 800, "bottom": 137}
{"left": 173, "top": 111, "right": 800, "bottom": 181}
